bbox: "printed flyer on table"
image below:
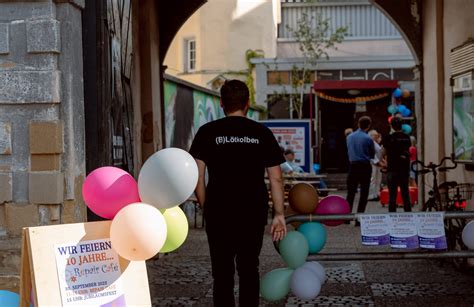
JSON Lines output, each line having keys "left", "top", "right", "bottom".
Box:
{"left": 54, "top": 238, "right": 125, "bottom": 306}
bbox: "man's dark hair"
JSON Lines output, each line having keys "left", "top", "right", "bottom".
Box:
{"left": 284, "top": 149, "right": 295, "bottom": 156}
{"left": 220, "top": 80, "right": 249, "bottom": 113}
{"left": 391, "top": 116, "right": 403, "bottom": 131}
{"left": 358, "top": 116, "right": 371, "bottom": 130}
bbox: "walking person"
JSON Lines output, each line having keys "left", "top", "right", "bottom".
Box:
{"left": 346, "top": 116, "right": 375, "bottom": 224}
{"left": 189, "top": 80, "right": 287, "bottom": 307}
{"left": 382, "top": 117, "right": 412, "bottom": 212}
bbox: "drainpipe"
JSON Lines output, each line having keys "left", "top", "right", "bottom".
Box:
{"left": 436, "top": 0, "right": 446, "bottom": 182}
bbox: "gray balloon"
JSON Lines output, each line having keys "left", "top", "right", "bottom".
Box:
{"left": 290, "top": 267, "right": 322, "bottom": 300}
{"left": 302, "top": 261, "right": 327, "bottom": 283}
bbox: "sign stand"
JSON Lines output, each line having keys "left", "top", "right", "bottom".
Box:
{"left": 19, "top": 221, "right": 151, "bottom": 306}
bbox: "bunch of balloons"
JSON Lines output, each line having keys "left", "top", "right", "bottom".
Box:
{"left": 261, "top": 187, "right": 352, "bottom": 302}
{"left": 261, "top": 231, "right": 328, "bottom": 302}
{"left": 82, "top": 148, "right": 197, "bottom": 261}
{"left": 462, "top": 221, "right": 474, "bottom": 249}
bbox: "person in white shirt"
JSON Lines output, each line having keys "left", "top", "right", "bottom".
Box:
{"left": 368, "top": 129, "right": 385, "bottom": 200}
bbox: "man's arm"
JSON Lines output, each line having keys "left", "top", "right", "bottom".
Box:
{"left": 194, "top": 159, "right": 206, "bottom": 207}
{"left": 267, "top": 165, "right": 287, "bottom": 241}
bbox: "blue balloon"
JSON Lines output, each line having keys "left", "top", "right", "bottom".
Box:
{"left": 404, "top": 108, "right": 412, "bottom": 117}
{"left": 0, "top": 290, "right": 20, "bottom": 306}
{"left": 402, "top": 124, "right": 412, "bottom": 134}
{"left": 387, "top": 104, "right": 398, "bottom": 114}
{"left": 298, "top": 222, "right": 327, "bottom": 254}
{"left": 398, "top": 104, "right": 407, "bottom": 112}
{"left": 393, "top": 88, "right": 402, "bottom": 98}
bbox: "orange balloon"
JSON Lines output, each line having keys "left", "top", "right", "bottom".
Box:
{"left": 288, "top": 183, "right": 319, "bottom": 214}
{"left": 110, "top": 203, "right": 167, "bottom": 261}
{"left": 402, "top": 89, "right": 410, "bottom": 98}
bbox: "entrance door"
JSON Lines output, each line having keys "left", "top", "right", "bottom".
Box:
{"left": 320, "top": 99, "right": 355, "bottom": 172}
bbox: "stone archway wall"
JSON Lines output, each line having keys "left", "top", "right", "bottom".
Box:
{"left": 370, "top": 0, "right": 422, "bottom": 66}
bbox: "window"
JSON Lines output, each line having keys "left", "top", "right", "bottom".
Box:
{"left": 267, "top": 71, "right": 290, "bottom": 85}
{"left": 185, "top": 39, "right": 196, "bottom": 72}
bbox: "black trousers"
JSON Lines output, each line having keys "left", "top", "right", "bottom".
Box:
{"left": 387, "top": 171, "right": 412, "bottom": 212}
{"left": 206, "top": 221, "right": 265, "bottom": 307}
{"left": 346, "top": 163, "right": 372, "bottom": 213}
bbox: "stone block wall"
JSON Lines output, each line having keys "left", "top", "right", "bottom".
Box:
{"left": 0, "top": 0, "right": 86, "bottom": 291}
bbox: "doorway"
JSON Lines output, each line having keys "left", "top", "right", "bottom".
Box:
{"left": 320, "top": 99, "right": 355, "bottom": 172}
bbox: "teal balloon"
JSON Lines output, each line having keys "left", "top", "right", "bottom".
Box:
{"left": 387, "top": 104, "right": 398, "bottom": 114}
{"left": 298, "top": 222, "right": 327, "bottom": 254}
{"left": 260, "top": 268, "right": 294, "bottom": 301}
{"left": 402, "top": 124, "right": 412, "bottom": 134}
{"left": 279, "top": 231, "right": 309, "bottom": 269}
{"left": 0, "top": 290, "right": 19, "bottom": 306}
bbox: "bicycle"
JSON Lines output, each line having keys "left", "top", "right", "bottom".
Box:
{"left": 411, "top": 155, "right": 474, "bottom": 269}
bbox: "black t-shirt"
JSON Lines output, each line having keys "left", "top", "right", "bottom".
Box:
{"left": 383, "top": 131, "right": 411, "bottom": 173}
{"left": 189, "top": 116, "right": 285, "bottom": 225}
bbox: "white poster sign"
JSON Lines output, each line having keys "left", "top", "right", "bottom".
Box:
{"left": 359, "top": 214, "right": 390, "bottom": 246}
{"left": 415, "top": 212, "right": 447, "bottom": 249}
{"left": 54, "top": 239, "right": 125, "bottom": 306}
{"left": 388, "top": 213, "right": 419, "bottom": 249}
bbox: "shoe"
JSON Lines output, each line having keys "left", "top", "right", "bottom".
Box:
{"left": 344, "top": 221, "right": 350, "bottom": 225}
{"left": 354, "top": 221, "right": 360, "bottom": 227}
{"left": 368, "top": 197, "right": 380, "bottom": 201}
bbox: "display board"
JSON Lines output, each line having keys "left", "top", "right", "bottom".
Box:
{"left": 19, "top": 221, "right": 151, "bottom": 306}
{"left": 261, "top": 120, "right": 311, "bottom": 172}
{"left": 452, "top": 72, "right": 473, "bottom": 163}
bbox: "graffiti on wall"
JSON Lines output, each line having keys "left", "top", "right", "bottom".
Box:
{"left": 164, "top": 80, "right": 223, "bottom": 150}
{"left": 164, "top": 78, "right": 262, "bottom": 150}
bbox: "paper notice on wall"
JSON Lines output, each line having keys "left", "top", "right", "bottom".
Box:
{"left": 388, "top": 213, "right": 419, "bottom": 249}
{"left": 359, "top": 214, "right": 390, "bottom": 246}
{"left": 54, "top": 239, "right": 125, "bottom": 306}
{"left": 415, "top": 212, "right": 447, "bottom": 249}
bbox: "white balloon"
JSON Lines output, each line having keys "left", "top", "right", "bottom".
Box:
{"left": 138, "top": 148, "right": 198, "bottom": 209}
{"left": 302, "top": 261, "right": 327, "bottom": 283}
{"left": 290, "top": 267, "right": 322, "bottom": 300}
{"left": 462, "top": 221, "right": 474, "bottom": 250}
{"left": 110, "top": 203, "right": 167, "bottom": 261}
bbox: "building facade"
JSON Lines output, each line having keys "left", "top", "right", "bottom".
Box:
{"left": 253, "top": 0, "right": 416, "bottom": 172}
{"left": 164, "top": 0, "right": 281, "bottom": 89}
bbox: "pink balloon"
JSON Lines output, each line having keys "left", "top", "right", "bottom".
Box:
{"left": 82, "top": 167, "right": 140, "bottom": 219}
{"left": 314, "top": 195, "right": 350, "bottom": 227}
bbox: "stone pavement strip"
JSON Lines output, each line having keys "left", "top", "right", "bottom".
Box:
{"left": 146, "top": 199, "right": 474, "bottom": 306}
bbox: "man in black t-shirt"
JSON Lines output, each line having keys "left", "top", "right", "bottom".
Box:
{"left": 382, "top": 117, "right": 412, "bottom": 212}
{"left": 189, "top": 80, "right": 287, "bottom": 307}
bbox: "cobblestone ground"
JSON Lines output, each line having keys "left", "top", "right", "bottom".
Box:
{"left": 146, "top": 197, "right": 474, "bottom": 306}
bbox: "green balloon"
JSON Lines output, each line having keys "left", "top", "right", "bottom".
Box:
{"left": 159, "top": 206, "right": 189, "bottom": 253}
{"left": 260, "top": 268, "right": 294, "bottom": 301}
{"left": 279, "top": 231, "right": 309, "bottom": 269}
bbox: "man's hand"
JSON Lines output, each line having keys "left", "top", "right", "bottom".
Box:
{"left": 271, "top": 213, "right": 287, "bottom": 242}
